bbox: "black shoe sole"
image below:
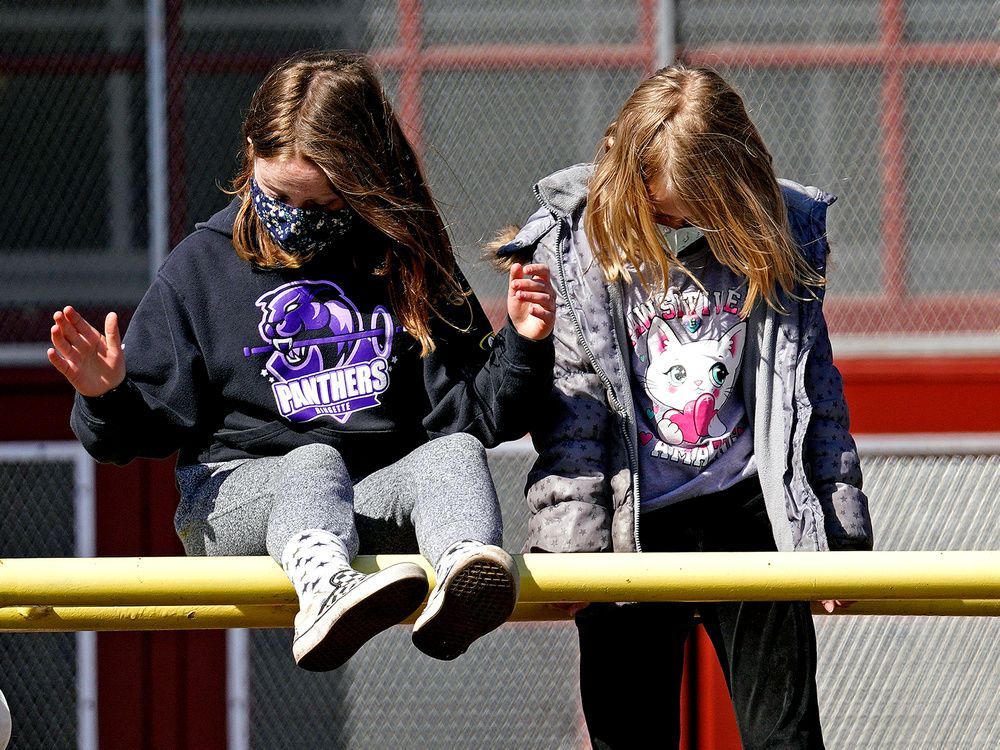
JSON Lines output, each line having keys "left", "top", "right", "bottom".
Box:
{"left": 411, "top": 557, "right": 518, "bottom": 661}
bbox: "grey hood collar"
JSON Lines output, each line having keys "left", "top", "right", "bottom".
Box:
{"left": 495, "top": 163, "right": 595, "bottom": 259}
{"left": 533, "top": 162, "right": 595, "bottom": 218}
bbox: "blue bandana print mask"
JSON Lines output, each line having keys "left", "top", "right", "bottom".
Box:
{"left": 250, "top": 178, "right": 354, "bottom": 256}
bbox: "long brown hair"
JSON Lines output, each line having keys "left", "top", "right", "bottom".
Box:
{"left": 586, "top": 65, "right": 822, "bottom": 314}
{"left": 231, "top": 50, "right": 465, "bottom": 355}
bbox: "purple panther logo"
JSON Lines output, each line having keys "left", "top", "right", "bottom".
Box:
{"left": 243, "top": 280, "right": 397, "bottom": 424}
{"left": 254, "top": 281, "right": 361, "bottom": 379}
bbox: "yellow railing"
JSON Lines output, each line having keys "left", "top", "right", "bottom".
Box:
{"left": 1, "top": 551, "right": 998, "bottom": 631}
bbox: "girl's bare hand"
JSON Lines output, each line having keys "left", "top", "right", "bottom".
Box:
{"left": 551, "top": 601, "right": 589, "bottom": 617}
{"left": 47, "top": 306, "right": 126, "bottom": 397}
{"left": 508, "top": 262, "right": 556, "bottom": 341}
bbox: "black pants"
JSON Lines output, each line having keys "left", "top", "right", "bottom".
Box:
{"left": 575, "top": 477, "right": 825, "bottom": 749}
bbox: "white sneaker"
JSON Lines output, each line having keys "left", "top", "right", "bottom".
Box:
{"left": 293, "top": 562, "right": 428, "bottom": 672}
{"left": 411, "top": 541, "right": 519, "bottom": 660}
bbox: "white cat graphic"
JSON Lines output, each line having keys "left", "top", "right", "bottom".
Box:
{"left": 642, "top": 318, "right": 746, "bottom": 446}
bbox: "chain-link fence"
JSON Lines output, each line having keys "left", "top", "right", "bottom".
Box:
{"left": 2, "top": 1, "right": 997, "bottom": 356}
{"left": 232, "top": 444, "right": 1000, "bottom": 750}
{"left": 0, "top": 444, "right": 96, "bottom": 750}
{"left": 816, "top": 451, "right": 1000, "bottom": 750}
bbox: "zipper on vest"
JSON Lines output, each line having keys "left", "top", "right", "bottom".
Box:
{"left": 541, "top": 199, "right": 643, "bottom": 552}
{"left": 607, "top": 281, "right": 643, "bottom": 552}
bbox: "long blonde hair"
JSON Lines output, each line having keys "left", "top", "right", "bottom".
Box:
{"left": 586, "top": 65, "right": 822, "bottom": 314}
{"left": 231, "top": 50, "right": 464, "bottom": 355}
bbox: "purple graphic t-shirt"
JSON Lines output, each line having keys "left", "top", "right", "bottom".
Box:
{"left": 623, "top": 230, "right": 757, "bottom": 511}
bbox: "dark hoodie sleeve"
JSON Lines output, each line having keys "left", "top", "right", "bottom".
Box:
{"left": 71, "top": 273, "right": 210, "bottom": 465}
{"left": 421, "top": 286, "right": 554, "bottom": 448}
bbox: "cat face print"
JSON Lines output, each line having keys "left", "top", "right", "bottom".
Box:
{"left": 642, "top": 318, "right": 746, "bottom": 445}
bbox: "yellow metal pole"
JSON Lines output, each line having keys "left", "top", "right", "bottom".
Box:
{"left": 515, "top": 551, "right": 1000, "bottom": 603}
{"left": 0, "top": 556, "right": 299, "bottom": 606}
{"left": 1, "top": 599, "right": 998, "bottom": 632}
{"left": 0, "top": 604, "right": 297, "bottom": 631}
{"left": 0, "top": 551, "right": 998, "bottom": 607}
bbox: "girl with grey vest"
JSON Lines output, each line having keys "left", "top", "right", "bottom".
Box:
{"left": 497, "top": 66, "right": 872, "bottom": 748}
{"left": 48, "top": 51, "right": 556, "bottom": 673}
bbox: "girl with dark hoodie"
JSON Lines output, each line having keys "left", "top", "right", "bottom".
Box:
{"left": 49, "top": 51, "right": 556, "bottom": 672}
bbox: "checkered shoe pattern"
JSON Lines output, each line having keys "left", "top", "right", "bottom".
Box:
{"left": 292, "top": 561, "right": 428, "bottom": 672}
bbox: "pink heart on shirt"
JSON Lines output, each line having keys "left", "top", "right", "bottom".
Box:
{"left": 691, "top": 392, "right": 716, "bottom": 437}
{"left": 669, "top": 393, "right": 717, "bottom": 443}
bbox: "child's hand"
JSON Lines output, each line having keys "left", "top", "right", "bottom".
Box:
{"left": 551, "top": 601, "right": 589, "bottom": 617}
{"left": 507, "top": 262, "right": 556, "bottom": 341}
{"left": 47, "top": 306, "right": 126, "bottom": 397}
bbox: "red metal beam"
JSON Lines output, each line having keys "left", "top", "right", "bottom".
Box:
{"left": 879, "top": 0, "right": 908, "bottom": 301}
{"left": 378, "top": 44, "right": 650, "bottom": 71}
{"left": 640, "top": 0, "right": 659, "bottom": 72}
{"left": 0, "top": 53, "right": 144, "bottom": 75}
{"left": 479, "top": 293, "right": 1000, "bottom": 336}
{"left": 4, "top": 42, "right": 995, "bottom": 79}
{"left": 166, "top": 0, "right": 188, "bottom": 247}
{"left": 397, "top": 0, "right": 424, "bottom": 156}
{"left": 178, "top": 52, "right": 288, "bottom": 73}
{"left": 682, "top": 41, "right": 1000, "bottom": 68}
{"left": 823, "top": 294, "right": 1000, "bottom": 335}
{"left": 841, "top": 355, "right": 1000, "bottom": 434}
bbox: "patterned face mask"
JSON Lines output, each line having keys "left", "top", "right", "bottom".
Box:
{"left": 250, "top": 178, "right": 354, "bottom": 256}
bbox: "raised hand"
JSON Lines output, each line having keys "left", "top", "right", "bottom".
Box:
{"left": 507, "top": 262, "right": 556, "bottom": 341}
{"left": 47, "top": 306, "right": 126, "bottom": 397}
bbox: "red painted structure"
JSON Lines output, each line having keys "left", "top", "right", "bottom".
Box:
{"left": 2, "top": 0, "right": 997, "bottom": 747}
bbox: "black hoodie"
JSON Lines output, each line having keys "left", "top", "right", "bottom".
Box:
{"left": 71, "top": 201, "right": 553, "bottom": 480}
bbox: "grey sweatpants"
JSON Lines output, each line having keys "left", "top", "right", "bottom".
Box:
{"left": 173, "top": 433, "right": 502, "bottom": 566}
